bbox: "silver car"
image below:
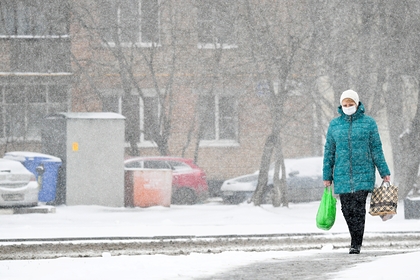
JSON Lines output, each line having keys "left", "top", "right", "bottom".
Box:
{"left": 220, "top": 157, "right": 324, "bottom": 204}
{"left": 0, "top": 158, "right": 39, "bottom": 207}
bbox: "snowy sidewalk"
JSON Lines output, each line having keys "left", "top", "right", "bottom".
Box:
{"left": 1, "top": 199, "right": 420, "bottom": 280}
{"left": 0, "top": 199, "right": 419, "bottom": 240}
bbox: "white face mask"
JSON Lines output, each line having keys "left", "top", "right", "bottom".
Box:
{"left": 342, "top": 105, "right": 357, "bottom": 115}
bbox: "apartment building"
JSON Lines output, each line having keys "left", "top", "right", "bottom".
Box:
{"left": 0, "top": 1, "right": 71, "bottom": 150}
{"left": 0, "top": 0, "right": 320, "bottom": 187}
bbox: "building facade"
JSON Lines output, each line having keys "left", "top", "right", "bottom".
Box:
{"left": 0, "top": 1, "right": 71, "bottom": 151}
{"left": 0, "top": 0, "right": 321, "bottom": 188}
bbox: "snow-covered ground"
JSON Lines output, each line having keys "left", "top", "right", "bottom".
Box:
{"left": 0, "top": 198, "right": 419, "bottom": 279}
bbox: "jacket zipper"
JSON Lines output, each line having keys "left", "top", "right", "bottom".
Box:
{"left": 348, "top": 115, "right": 354, "bottom": 192}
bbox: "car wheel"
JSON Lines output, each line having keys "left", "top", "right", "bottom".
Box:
{"left": 172, "top": 188, "right": 197, "bottom": 205}
{"left": 262, "top": 186, "right": 274, "bottom": 204}
{"left": 222, "top": 193, "right": 247, "bottom": 204}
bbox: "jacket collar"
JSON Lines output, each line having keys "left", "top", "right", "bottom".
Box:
{"left": 338, "top": 102, "right": 365, "bottom": 121}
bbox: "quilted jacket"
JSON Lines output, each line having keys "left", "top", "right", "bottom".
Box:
{"left": 323, "top": 102, "right": 390, "bottom": 194}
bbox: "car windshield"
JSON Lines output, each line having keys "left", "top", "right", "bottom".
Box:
{"left": 266, "top": 157, "right": 323, "bottom": 177}
{"left": 168, "top": 161, "right": 192, "bottom": 171}
{"left": 236, "top": 174, "right": 259, "bottom": 183}
{"left": 125, "top": 161, "right": 142, "bottom": 168}
{"left": 144, "top": 161, "right": 171, "bottom": 169}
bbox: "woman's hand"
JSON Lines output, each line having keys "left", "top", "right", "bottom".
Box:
{"left": 323, "top": 180, "right": 332, "bottom": 187}
{"left": 383, "top": 175, "right": 391, "bottom": 182}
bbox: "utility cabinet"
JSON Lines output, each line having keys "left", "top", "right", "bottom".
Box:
{"left": 42, "top": 112, "right": 125, "bottom": 207}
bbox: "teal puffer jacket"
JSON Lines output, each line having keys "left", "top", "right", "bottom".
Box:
{"left": 323, "top": 102, "right": 390, "bottom": 194}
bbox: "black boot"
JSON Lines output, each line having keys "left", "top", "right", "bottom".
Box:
{"left": 349, "top": 245, "right": 361, "bottom": 254}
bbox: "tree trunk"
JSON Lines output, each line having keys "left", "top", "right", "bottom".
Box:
{"left": 399, "top": 85, "right": 420, "bottom": 198}
{"left": 383, "top": 74, "right": 405, "bottom": 190}
{"left": 252, "top": 134, "right": 277, "bottom": 206}
{"left": 272, "top": 141, "right": 288, "bottom": 207}
{"left": 122, "top": 94, "right": 140, "bottom": 156}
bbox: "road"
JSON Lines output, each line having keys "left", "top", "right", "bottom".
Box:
{"left": 197, "top": 249, "right": 416, "bottom": 280}
{"left": 1, "top": 231, "right": 419, "bottom": 260}
{"left": 1, "top": 232, "right": 419, "bottom": 279}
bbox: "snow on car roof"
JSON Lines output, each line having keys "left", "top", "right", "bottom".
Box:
{"left": 124, "top": 156, "right": 195, "bottom": 163}
{"left": 0, "top": 158, "right": 32, "bottom": 174}
{"left": 4, "top": 151, "right": 62, "bottom": 162}
{"left": 284, "top": 157, "right": 323, "bottom": 177}
{"left": 245, "top": 157, "right": 323, "bottom": 181}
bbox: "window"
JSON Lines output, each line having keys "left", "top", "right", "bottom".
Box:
{"left": 11, "top": 39, "right": 71, "bottom": 72}
{"left": 144, "top": 160, "right": 170, "bottom": 169}
{"left": 99, "top": 0, "right": 160, "bottom": 47}
{"left": 102, "top": 89, "right": 160, "bottom": 146}
{"left": 0, "top": 1, "right": 70, "bottom": 72}
{"left": 0, "top": 1, "right": 69, "bottom": 37}
{"left": 124, "top": 160, "right": 142, "bottom": 168}
{"left": 199, "top": 94, "right": 238, "bottom": 146}
{"left": 168, "top": 161, "right": 192, "bottom": 171}
{"left": 196, "top": 0, "right": 237, "bottom": 49}
{"left": 0, "top": 84, "right": 68, "bottom": 141}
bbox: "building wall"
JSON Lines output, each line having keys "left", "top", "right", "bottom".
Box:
{"left": 67, "top": 0, "right": 320, "bottom": 184}
{"left": 0, "top": 1, "right": 321, "bottom": 185}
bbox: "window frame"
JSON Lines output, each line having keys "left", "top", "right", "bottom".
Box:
{"left": 100, "top": 0, "right": 161, "bottom": 48}
{"left": 0, "top": 83, "right": 69, "bottom": 142}
{"left": 139, "top": 93, "right": 160, "bottom": 146}
{"left": 196, "top": 0, "right": 238, "bottom": 50}
{"left": 0, "top": 2, "right": 71, "bottom": 73}
{"left": 199, "top": 93, "right": 239, "bottom": 147}
{"left": 102, "top": 88, "right": 161, "bottom": 147}
{"left": 0, "top": 1, "right": 69, "bottom": 38}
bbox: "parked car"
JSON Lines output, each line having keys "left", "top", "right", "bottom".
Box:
{"left": 220, "top": 157, "right": 324, "bottom": 204}
{"left": 0, "top": 158, "right": 39, "bottom": 207}
{"left": 124, "top": 157, "right": 209, "bottom": 205}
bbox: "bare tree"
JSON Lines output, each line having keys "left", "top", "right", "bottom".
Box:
{"left": 395, "top": 0, "right": 420, "bottom": 198}
{"left": 66, "top": 0, "right": 420, "bottom": 202}
{"left": 241, "top": 1, "right": 314, "bottom": 206}
{"left": 70, "top": 0, "right": 180, "bottom": 156}
{"left": 308, "top": 0, "right": 420, "bottom": 198}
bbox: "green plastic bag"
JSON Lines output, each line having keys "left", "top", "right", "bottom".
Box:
{"left": 316, "top": 187, "right": 337, "bottom": 230}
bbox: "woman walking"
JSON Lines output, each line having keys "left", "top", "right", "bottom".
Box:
{"left": 323, "top": 89, "right": 391, "bottom": 254}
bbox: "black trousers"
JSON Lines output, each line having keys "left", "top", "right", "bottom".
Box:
{"left": 339, "top": 190, "right": 369, "bottom": 247}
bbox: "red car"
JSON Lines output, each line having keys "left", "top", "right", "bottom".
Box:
{"left": 124, "top": 157, "right": 209, "bottom": 205}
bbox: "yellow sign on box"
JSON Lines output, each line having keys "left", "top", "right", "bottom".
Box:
{"left": 72, "top": 142, "right": 79, "bottom": 151}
